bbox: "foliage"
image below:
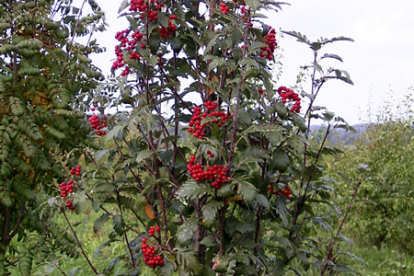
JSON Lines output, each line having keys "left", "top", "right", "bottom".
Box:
{"left": 50, "top": 0, "right": 362, "bottom": 275}
{"left": 0, "top": 0, "right": 105, "bottom": 274}
{"left": 326, "top": 117, "right": 414, "bottom": 254}
{"left": 0, "top": 0, "right": 365, "bottom": 275}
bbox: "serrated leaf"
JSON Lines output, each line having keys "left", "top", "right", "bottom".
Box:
{"left": 273, "top": 149, "right": 290, "bottom": 172}
{"left": 336, "top": 251, "right": 366, "bottom": 265}
{"left": 202, "top": 201, "right": 223, "bottom": 226}
{"left": 311, "top": 217, "right": 331, "bottom": 232}
{"left": 105, "top": 124, "right": 125, "bottom": 141}
{"left": 275, "top": 197, "right": 288, "bottom": 227}
{"left": 112, "top": 214, "right": 124, "bottom": 236}
{"left": 282, "top": 31, "right": 310, "bottom": 45}
{"left": 176, "top": 181, "right": 210, "bottom": 200}
{"left": 244, "top": 0, "right": 260, "bottom": 11}
{"left": 94, "top": 149, "right": 113, "bottom": 162}
{"left": 254, "top": 194, "right": 270, "bottom": 209}
{"left": 68, "top": 267, "right": 82, "bottom": 276}
{"left": 118, "top": 0, "right": 129, "bottom": 13}
{"left": 321, "top": 53, "right": 343, "bottom": 62}
{"left": 204, "top": 33, "right": 220, "bottom": 55}
{"left": 94, "top": 213, "right": 109, "bottom": 233}
{"left": 136, "top": 150, "right": 153, "bottom": 163}
{"left": 236, "top": 180, "right": 256, "bottom": 202}
{"left": 225, "top": 217, "right": 254, "bottom": 234}
{"left": 176, "top": 220, "right": 197, "bottom": 244}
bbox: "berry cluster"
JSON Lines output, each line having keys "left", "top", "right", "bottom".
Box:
{"left": 66, "top": 200, "right": 75, "bottom": 210}
{"left": 203, "top": 100, "right": 218, "bottom": 111}
{"left": 60, "top": 180, "right": 75, "bottom": 210}
{"left": 277, "top": 86, "right": 301, "bottom": 113}
{"left": 141, "top": 238, "right": 164, "bottom": 268}
{"left": 160, "top": 15, "right": 178, "bottom": 39}
{"left": 59, "top": 180, "right": 74, "bottom": 199}
{"left": 267, "top": 185, "right": 292, "bottom": 200}
{"left": 130, "top": 0, "right": 164, "bottom": 19}
{"left": 188, "top": 102, "right": 229, "bottom": 139}
{"left": 148, "top": 225, "right": 161, "bottom": 237}
{"left": 206, "top": 150, "right": 214, "bottom": 158}
{"left": 88, "top": 114, "right": 107, "bottom": 136}
{"left": 219, "top": 2, "right": 230, "bottom": 14}
{"left": 113, "top": 29, "right": 144, "bottom": 75}
{"left": 69, "top": 165, "right": 81, "bottom": 176}
{"left": 261, "top": 27, "right": 277, "bottom": 60}
{"left": 113, "top": 1, "right": 178, "bottom": 76}
{"left": 187, "top": 155, "right": 229, "bottom": 189}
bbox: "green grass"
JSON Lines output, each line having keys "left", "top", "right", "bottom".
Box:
{"left": 8, "top": 209, "right": 413, "bottom": 275}
{"left": 342, "top": 243, "right": 413, "bottom": 276}
{"left": 9, "top": 208, "right": 157, "bottom": 276}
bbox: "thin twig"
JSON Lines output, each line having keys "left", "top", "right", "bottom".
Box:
{"left": 137, "top": 124, "right": 180, "bottom": 188}
{"left": 227, "top": 9, "right": 251, "bottom": 172}
{"left": 61, "top": 208, "right": 98, "bottom": 275}
{"left": 115, "top": 189, "right": 136, "bottom": 267}
{"left": 319, "top": 179, "right": 362, "bottom": 276}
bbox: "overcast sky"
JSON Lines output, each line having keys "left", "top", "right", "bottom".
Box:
{"left": 92, "top": 0, "right": 414, "bottom": 125}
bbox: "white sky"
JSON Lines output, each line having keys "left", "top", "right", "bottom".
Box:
{"left": 91, "top": 0, "right": 414, "bottom": 124}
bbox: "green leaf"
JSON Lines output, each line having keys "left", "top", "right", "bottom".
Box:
{"left": 105, "top": 124, "right": 125, "bottom": 141}
{"left": 237, "top": 148, "right": 268, "bottom": 168}
{"left": 236, "top": 180, "right": 256, "bottom": 202}
{"left": 200, "top": 236, "right": 216, "bottom": 247}
{"left": 176, "top": 181, "right": 210, "bottom": 200}
{"left": 254, "top": 194, "right": 270, "bottom": 209}
{"left": 135, "top": 150, "right": 153, "bottom": 163}
{"left": 176, "top": 219, "right": 197, "bottom": 244}
{"left": 94, "top": 213, "right": 109, "bottom": 233}
{"left": 321, "top": 53, "right": 343, "bottom": 62}
{"left": 273, "top": 149, "right": 290, "bottom": 172}
{"left": 311, "top": 217, "right": 331, "bottom": 232}
{"left": 202, "top": 201, "right": 223, "bottom": 226}
{"left": 244, "top": 0, "right": 260, "bottom": 11}
{"left": 18, "top": 252, "right": 32, "bottom": 276}
{"left": 225, "top": 217, "right": 254, "bottom": 235}
{"left": 275, "top": 197, "right": 288, "bottom": 227}
{"left": 204, "top": 33, "right": 220, "bottom": 55}
{"left": 93, "top": 240, "right": 113, "bottom": 259}
{"left": 118, "top": 0, "right": 129, "bottom": 13}
{"left": 112, "top": 214, "right": 124, "bottom": 236}
{"left": 282, "top": 31, "right": 310, "bottom": 45}
{"left": 68, "top": 267, "right": 82, "bottom": 276}
{"left": 336, "top": 251, "right": 366, "bottom": 265}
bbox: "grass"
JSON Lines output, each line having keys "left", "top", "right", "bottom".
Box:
{"left": 9, "top": 207, "right": 157, "bottom": 276}
{"left": 8, "top": 208, "right": 413, "bottom": 275}
{"left": 342, "top": 242, "right": 413, "bottom": 276}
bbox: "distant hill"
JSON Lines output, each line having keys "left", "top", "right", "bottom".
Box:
{"left": 311, "top": 123, "right": 369, "bottom": 146}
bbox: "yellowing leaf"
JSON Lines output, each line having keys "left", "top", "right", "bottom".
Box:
{"left": 208, "top": 75, "right": 220, "bottom": 95}
{"left": 226, "top": 196, "right": 243, "bottom": 203}
{"left": 145, "top": 203, "right": 155, "bottom": 219}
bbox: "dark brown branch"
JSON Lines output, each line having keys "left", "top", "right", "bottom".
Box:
{"left": 8, "top": 204, "right": 25, "bottom": 241}
{"left": 254, "top": 206, "right": 263, "bottom": 256}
